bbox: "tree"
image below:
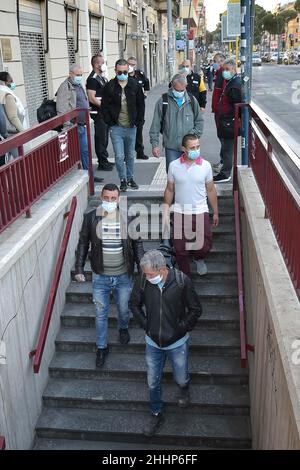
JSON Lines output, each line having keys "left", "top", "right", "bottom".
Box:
{"left": 294, "top": 0, "right": 300, "bottom": 14}
{"left": 254, "top": 4, "right": 268, "bottom": 46}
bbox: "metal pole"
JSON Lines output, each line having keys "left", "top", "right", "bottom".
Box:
{"left": 240, "top": 0, "right": 252, "bottom": 165}
{"left": 186, "top": 0, "right": 192, "bottom": 60}
{"left": 167, "top": 0, "right": 175, "bottom": 82}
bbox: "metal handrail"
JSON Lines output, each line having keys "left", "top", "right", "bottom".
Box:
{"left": 29, "top": 196, "right": 77, "bottom": 373}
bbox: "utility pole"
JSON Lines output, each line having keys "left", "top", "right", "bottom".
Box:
{"left": 186, "top": 0, "right": 192, "bottom": 59}
{"left": 240, "top": 0, "right": 253, "bottom": 165}
{"left": 167, "top": 0, "right": 175, "bottom": 82}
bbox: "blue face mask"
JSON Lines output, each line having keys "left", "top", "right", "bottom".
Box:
{"left": 182, "top": 67, "right": 190, "bottom": 74}
{"left": 9, "top": 82, "right": 17, "bottom": 91}
{"left": 117, "top": 73, "right": 128, "bottom": 81}
{"left": 173, "top": 90, "right": 185, "bottom": 99}
{"left": 187, "top": 148, "right": 200, "bottom": 160}
{"left": 102, "top": 200, "right": 118, "bottom": 213}
{"left": 73, "top": 76, "right": 82, "bottom": 86}
{"left": 222, "top": 70, "right": 233, "bottom": 81}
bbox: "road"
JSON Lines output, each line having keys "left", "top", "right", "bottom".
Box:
{"left": 252, "top": 64, "right": 300, "bottom": 148}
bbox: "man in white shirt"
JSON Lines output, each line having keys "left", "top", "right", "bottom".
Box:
{"left": 163, "top": 134, "right": 218, "bottom": 277}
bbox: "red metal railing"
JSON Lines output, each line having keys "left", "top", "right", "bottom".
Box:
{"left": 0, "top": 109, "right": 94, "bottom": 234}
{"left": 234, "top": 102, "right": 300, "bottom": 299}
{"left": 0, "top": 436, "right": 5, "bottom": 450}
{"left": 29, "top": 196, "right": 77, "bottom": 373}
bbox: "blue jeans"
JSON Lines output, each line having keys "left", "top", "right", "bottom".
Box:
{"left": 92, "top": 273, "right": 133, "bottom": 349}
{"left": 110, "top": 125, "right": 137, "bottom": 181}
{"left": 145, "top": 341, "right": 190, "bottom": 414}
{"left": 165, "top": 148, "right": 182, "bottom": 173}
{"left": 77, "top": 125, "right": 89, "bottom": 170}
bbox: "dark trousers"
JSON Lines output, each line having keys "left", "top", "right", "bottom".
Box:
{"left": 173, "top": 212, "right": 213, "bottom": 277}
{"left": 219, "top": 138, "right": 234, "bottom": 177}
{"left": 92, "top": 114, "right": 109, "bottom": 166}
{"left": 135, "top": 122, "right": 145, "bottom": 157}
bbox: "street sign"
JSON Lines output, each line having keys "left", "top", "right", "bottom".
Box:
{"left": 176, "top": 40, "right": 185, "bottom": 51}
{"left": 227, "top": 1, "right": 241, "bottom": 37}
{"left": 221, "top": 13, "right": 235, "bottom": 43}
{"left": 189, "top": 40, "right": 194, "bottom": 50}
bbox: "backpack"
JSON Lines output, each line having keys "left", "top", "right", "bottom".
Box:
{"left": 37, "top": 98, "right": 57, "bottom": 123}
{"left": 160, "top": 92, "right": 197, "bottom": 134}
{"left": 140, "top": 267, "right": 185, "bottom": 292}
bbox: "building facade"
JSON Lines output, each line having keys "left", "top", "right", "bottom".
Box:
{"left": 0, "top": 0, "right": 177, "bottom": 126}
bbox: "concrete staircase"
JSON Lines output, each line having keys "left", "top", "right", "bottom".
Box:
{"left": 33, "top": 192, "right": 252, "bottom": 450}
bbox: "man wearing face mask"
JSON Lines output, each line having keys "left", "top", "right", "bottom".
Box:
{"left": 74, "top": 183, "right": 144, "bottom": 367}
{"left": 150, "top": 74, "right": 204, "bottom": 172}
{"left": 129, "top": 249, "right": 202, "bottom": 437}
{"left": 127, "top": 56, "right": 150, "bottom": 160}
{"left": 86, "top": 54, "right": 113, "bottom": 171}
{"left": 179, "top": 59, "right": 207, "bottom": 111}
{"left": 213, "top": 59, "right": 242, "bottom": 183}
{"left": 164, "top": 134, "right": 218, "bottom": 277}
{"left": 101, "top": 59, "right": 145, "bottom": 192}
{"left": 56, "top": 64, "right": 99, "bottom": 176}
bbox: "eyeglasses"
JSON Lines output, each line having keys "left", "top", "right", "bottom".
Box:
{"left": 116, "top": 70, "right": 128, "bottom": 76}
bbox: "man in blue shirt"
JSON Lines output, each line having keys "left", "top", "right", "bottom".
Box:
{"left": 130, "top": 250, "right": 202, "bottom": 437}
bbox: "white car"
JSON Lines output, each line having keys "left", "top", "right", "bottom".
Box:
{"left": 252, "top": 54, "right": 262, "bottom": 66}
{"left": 270, "top": 54, "right": 279, "bottom": 62}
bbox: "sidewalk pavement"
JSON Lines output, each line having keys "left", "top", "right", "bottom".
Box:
{"left": 92, "top": 84, "right": 227, "bottom": 195}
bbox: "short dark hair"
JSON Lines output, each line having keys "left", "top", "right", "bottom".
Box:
{"left": 127, "top": 56, "right": 137, "bottom": 62}
{"left": 0, "top": 71, "right": 10, "bottom": 83}
{"left": 101, "top": 183, "right": 120, "bottom": 195}
{"left": 91, "top": 54, "right": 103, "bottom": 67}
{"left": 115, "top": 59, "right": 128, "bottom": 68}
{"left": 182, "top": 134, "right": 199, "bottom": 148}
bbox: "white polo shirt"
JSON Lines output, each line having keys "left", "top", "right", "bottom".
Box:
{"left": 167, "top": 155, "right": 213, "bottom": 215}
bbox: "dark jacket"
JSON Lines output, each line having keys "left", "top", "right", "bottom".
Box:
{"left": 186, "top": 72, "right": 207, "bottom": 109}
{"left": 216, "top": 74, "right": 242, "bottom": 139}
{"left": 132, "top": 69, "right": 150, "bottom": 92}
{"left": 129, "top": 269, "right": 202, "bottom": 348}
{"left": 75, "top": 206, "right": 144, "bottom": 276}
{"left": 212, "top": 67, "right": 224, "bottom": 113}
{"left": 101, "top": 77, "right": 145, "bottom": 128}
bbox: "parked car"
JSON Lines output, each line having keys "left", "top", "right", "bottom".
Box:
{"left": 252, "top": 54, "right": 262, "bottom": 66}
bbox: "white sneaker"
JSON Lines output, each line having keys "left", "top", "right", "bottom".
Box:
{"left": 194, "top": 259, "right": 208, "bottom": 276}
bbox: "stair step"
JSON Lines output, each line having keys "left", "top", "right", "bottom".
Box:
{"left": 43, "top": 378, "right": 250, "bottom": 415}
{"left": 49, "top": 352, "right": 248, "bottom": 385}
{"left": 66, "top": 279, "right": 238, "bottom": 304}
{"left": 55, "top": 327, "right": 241, "bottom": 356}
{"left": 71, "top": 260, "right": 237, "bottom": 282}
{"left": 35, "top": 407, "right": 251, "bottom": 448}
{"left": 61, "top": 302, "right": 240, "bottom": 330}
{"left": 33, "top": 437, "right": 210, "bottom": 450}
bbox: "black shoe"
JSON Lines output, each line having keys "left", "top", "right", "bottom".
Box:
{"left": 127, "top": 179, "right": 139, "bottom": 190}
{"left": 96, "top": 347, "right": 109, "bottom": 368}
{"left": 119, "top": 328, "right": 130, "bottom": 345}
{"left": 177, "top": 385, "right": 190, "bottom": 408}
{"left": 143, "top": 413, "right": 164, "bottom": 437}
{"left": 213, "top": 172, "right": 231, "bottom": 183}
{"left": 137, "top": 154, "right": 149, "bottom": 160}
{"left": 94, "top": 176, "right": 104, "bottom": 183}
{"left": 120, "top": 179, "right": 127, "bottom": 192}
{"left": 97, "top": 162, "right": 114, "bottom": 171}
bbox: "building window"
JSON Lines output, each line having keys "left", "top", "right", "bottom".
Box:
{"left": 67, "top": 8, "right": 76, "bottom": 67}
{"left": 19, "top": 0, "right": 48, "bottom": 125}
{"left": 141, "top": 8, "right": 146, "bottom": 32}
{"left": 90, "top": 15, "right": 104, "bottom": 56}
{"left": 118, "top": 21, "right": 127, "bottom": 59}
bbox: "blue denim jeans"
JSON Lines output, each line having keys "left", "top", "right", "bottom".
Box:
{"left": 145, "top": 341, "right": 190, "bottom": 414}
{"left": 77, "top": 125, "right": 89, "bottom": 170}
{"left": 165, "top": 148, "right": 182, "bottom": 173}
{"left": 110, "top": 125, "right": 137, "bottom": 181}
{"left": 92, "top": 273, "right": 133, "bottom": 349}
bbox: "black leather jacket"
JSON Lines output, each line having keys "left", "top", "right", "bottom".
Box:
{"left": 75, "top": 207, "right": 144, "bottom": 276}
{"left": 129, "top": 269, "right": 202, "bottom": 348}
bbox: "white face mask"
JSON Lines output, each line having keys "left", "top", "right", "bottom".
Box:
{"left": 102, "top": 200, "right": 118, "bottom": 213}
{"left": 100, "top": 63, "right": 107, "bottom": 73}
{"left": 148, "top": 274, "right": 163, "bottom": 285}
{"left": 128, "top": 65, "right": 135, "bottom": 74}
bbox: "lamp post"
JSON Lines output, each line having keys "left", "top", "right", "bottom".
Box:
{"left": 167, "top": 0, "right": 175, "bottom": 81}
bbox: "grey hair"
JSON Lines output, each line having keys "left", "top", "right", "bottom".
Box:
{"left": 214, "top": 52, "right": 226, "bottom": 61}
{"left": 171, "top": 73, "right": 187, "bottom": 86}
{"left": 140, "top": 250, "right": 166, "bottom": 271}
{"left": 69, "top": 64, "right": 82, "bottom": 73}
{"left": 224, "top": 58, "right": 236, "bottom": 68}
{"left": 128, "top": 56, "right": 137, "bottom": 62}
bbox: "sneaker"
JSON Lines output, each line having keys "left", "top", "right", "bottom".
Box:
{"left": 143, "top": 413, "right": 164, "bottom": 437}
{"left": 120, "top": 179, "right": 127, "bottom": 192}
{"left": 96, "top": 347, "right": 109, "bottom": 368}
{"left": 119, "top": 328, "right": 130, "bottom": 345}
{"left": 194, "top": 259, "right": 207, "bottom": 276}
{"left": 97, "top": 162, "right": 114, "bottom": 171}
{"left": 93, "top": 176, "right": 104, "bottom": 183}
{"left": 177, "top": 386, "right": 190, "bottom": 408}
{"left": 213, "top": 172, "right": 231, "bottom": 183}
{"left": 127, "top": 179, "right": 139, "bottom": 190}
{"left": 212, "top": 162, "right": 222, "bottom": 176}
{"left": 136, "top": 154, "right": 149, "bottom": 160}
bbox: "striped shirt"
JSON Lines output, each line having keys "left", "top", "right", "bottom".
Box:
{"left": 101, "top": 216, "right": 127, "bottom": 276}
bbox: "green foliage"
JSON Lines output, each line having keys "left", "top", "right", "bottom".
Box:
{"left": 295, "top": 0, "right": 300, "bottom": 14}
